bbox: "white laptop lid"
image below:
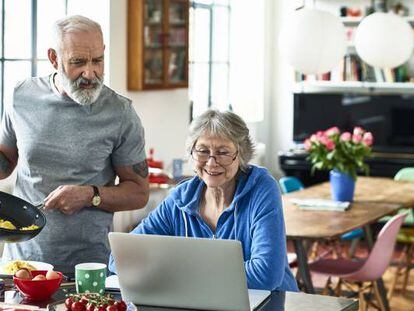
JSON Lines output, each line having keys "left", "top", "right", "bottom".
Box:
{"left": 109, "top": 233, "right": 256, "bottom": 311}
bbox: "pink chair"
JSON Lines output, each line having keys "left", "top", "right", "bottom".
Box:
{"left": 308, "top": 213, "right": 407, "bottom": 311}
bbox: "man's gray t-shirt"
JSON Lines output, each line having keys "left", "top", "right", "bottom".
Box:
{"left": 0, "top": 74, "right": 146, "bottom": 272}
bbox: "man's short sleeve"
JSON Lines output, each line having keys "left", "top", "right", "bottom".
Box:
{"left": 111, "top": 104, "right": 146, "bottom": 166}
{"left": 0, "top": 105, "right": 17, "bottom": 148}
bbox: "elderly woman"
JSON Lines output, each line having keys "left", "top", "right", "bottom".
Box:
{"left": 109, "top": 110, "right": 298, "bottom": 291}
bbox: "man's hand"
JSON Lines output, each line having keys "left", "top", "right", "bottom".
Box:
{"left": 44, "top": 185, "right": 93, "bottom": 215}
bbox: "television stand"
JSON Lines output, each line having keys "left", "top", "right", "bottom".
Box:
{"left": 278, "top": 150, "right": 414, "bottom": 186}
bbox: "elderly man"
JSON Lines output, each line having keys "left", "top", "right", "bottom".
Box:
{"left": 0, "top": 15, "right": 149, "bottom": 272}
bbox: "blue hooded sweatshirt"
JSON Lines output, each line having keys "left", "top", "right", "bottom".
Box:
{"left": 109, "top": 165, "right": 298, "bottom": 292}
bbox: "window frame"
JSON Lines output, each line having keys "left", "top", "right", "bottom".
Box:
{"left": 0, "top": 0, "right": 69, "bottom": 116}
{"left": 189, "top": 0, "right": 231, "bottom": 121}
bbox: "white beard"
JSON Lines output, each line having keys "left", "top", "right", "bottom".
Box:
{"left": 58, "top": 64, "right": 104, "bottom": 106}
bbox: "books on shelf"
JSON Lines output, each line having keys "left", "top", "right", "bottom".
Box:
{"left": 296, "top": 54, "right": 411, "bottom": 84}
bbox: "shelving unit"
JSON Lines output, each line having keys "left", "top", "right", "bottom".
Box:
{"left": 127, "top": 0, "right": 189, "bottom": 90}
{"left": 341, "top": 15, "right": 414, "bottom": 26}
{"left": 295, "top": 2, "right": 414, "bottom": 94}
{"left": 293, "top": 81, "right": 414, "bottom": 94}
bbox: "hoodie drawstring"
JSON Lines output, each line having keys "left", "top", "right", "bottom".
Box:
{"left": 181, "top": 210, "right": 189, "bottom": 238}
{"left": 234, "top": 203, "right": 238, "bottom": 241}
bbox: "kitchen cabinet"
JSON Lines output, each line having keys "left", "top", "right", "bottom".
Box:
{"left": 128, "top": 0, "right": 189, "bottom": 90}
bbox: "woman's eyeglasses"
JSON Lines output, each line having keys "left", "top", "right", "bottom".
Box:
{"left": 191, "top": 149, "right": 238, "bottom": 166}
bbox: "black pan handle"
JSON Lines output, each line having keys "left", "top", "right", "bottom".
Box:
{"left": 34, "top": 203, "right": 45, "bottom": 210}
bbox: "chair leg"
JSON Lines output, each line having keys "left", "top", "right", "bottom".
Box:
{"left": 334, "top": 278, "right": 342, "bottom": 297}
{"left": 322, "top": 276, "right": 332, "bottom": 296}
{"left": 388, "top": 266, "right": 402, "bottom": 300}
{"left": 402, "top": 244, "right": 414, "bottom": 293}
{"left": 309, "top": 241, "right": 319, "bottom": 260}
{"left": 348, "top": 237, "right": 360, "bottom": 258}
{"left": 358, "top": 285, "right": 367, "bottom": 311}
{"left": 373, "top": 281, "right": 387, "bottom": 311}
{"left": 388, "top": 243, "right": 411, "bottom": 299}
{"left": 359, "top": 294, "right": 365, "bottom": 311}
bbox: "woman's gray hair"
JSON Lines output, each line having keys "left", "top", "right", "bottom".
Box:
{"left": 51, "top": 15, "right": 103, "bottom": 54}
{"left": 186, "top": 110, "right": 255, "bottom": 171}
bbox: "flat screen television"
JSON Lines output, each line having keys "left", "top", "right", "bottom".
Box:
{"left": 293, "top": 93, "right": 414, "bottom": 154}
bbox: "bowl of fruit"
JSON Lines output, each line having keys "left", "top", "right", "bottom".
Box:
{"left": 13, "top": 269, "right": 63, "bottom": 301}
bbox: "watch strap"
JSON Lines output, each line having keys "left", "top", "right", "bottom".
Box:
{"left": 91, "top": 185, "right": 101, "bottom": 207}
{"left": 92, "top": 185, "right": 99, "bottom": 197}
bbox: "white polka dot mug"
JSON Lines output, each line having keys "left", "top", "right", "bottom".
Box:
{"left": 75, "top": 263, "right": 107, "bottom": 294}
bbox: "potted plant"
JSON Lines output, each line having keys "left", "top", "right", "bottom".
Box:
{"left": 304, "top": 126, "right": 374, "bottom": 201}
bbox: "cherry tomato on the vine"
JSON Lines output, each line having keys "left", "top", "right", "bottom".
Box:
{"left": 96, "top": 306, "right": 106, "bottom": 311}
{"left": 65, "top": 297, "right": 74, "bottom": 310}
{"left": 113, "top": 301, "right": 127, "bottom": 311}
{"left": 86, "top": 303, "right": 95, "bottom": 311}
{"left": 106, "top": 305, "right": 117, "bottom": 311}
{"left": 72, "top": 301, "right": 86, "bottom": 311}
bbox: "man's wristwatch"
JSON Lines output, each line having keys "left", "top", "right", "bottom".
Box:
{"left": 91, "top": 186, "right": 101, "bottom": 207}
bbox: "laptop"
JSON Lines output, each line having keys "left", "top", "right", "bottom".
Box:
{"left": 108, "top": 233, "right": 271, "bottom": 311}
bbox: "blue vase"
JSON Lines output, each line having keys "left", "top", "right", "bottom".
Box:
{"left": 329, "top": 170, "right": 355, "bottom": 202}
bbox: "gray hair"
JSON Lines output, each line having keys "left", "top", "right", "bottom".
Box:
{"left": 51, "top": 15, "right": 103, "bottom": 54}
{"left": 186, "top": 110, "right": 255, "bottom": 171}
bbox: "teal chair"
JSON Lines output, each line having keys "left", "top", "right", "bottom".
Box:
{"left": 387, "top": 168, "right": 414, "bottom": 298}
{"left": 279, "top": 176, "right": 304, "bottom": 193}
{"left": 380, "top": 168, "right": 414, "bottom": 225}
{"left": 279, "top": 176, "right": 364, "bottom": 256}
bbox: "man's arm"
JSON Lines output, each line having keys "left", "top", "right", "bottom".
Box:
{"left": 0, "top": 144, "right": 18, "bottom": 179}
{"left": 98, "top": 160, "right": 150, "bottom": 212}
{"left": 44, "top": 159, "right": 150, "bottom": 215}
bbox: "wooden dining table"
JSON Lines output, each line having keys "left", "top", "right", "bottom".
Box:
{"left": 282, "top": 176, "right": 414, "bottom": 311}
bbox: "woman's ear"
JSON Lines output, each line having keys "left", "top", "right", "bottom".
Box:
{"left": 47, "top": 48, "right": 59, "bottom": 70}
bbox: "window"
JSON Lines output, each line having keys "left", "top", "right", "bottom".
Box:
{"left": 0, "top": 0, "right": 65, "bottom": 115}
{"left": 0, "top": 0, "right": 108, "bottom": 116}
{"left": 189, "top": 0, "right": 264, "bottom": 122}
{"left": 189, "top": 0, "right": 231, "bottom": 119}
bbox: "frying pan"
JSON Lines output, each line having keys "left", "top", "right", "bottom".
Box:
{"left": 0, "top": 191, "right": 46, "bottom": 243}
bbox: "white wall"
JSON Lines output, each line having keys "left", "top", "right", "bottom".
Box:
{"left": 254, "top": 0, "right": 294, "bottom": 177}
{"left": 108, "top": 0, "right": 190, "bottom": 172}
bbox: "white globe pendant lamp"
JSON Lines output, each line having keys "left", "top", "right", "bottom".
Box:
{"left": 355, "top": 13, "right": 414, "bottom": 69}
{"left": 279, "top": 8, "right": 347, "bottom": 75}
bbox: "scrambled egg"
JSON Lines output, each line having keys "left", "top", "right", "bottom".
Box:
{"left": 0, "top": 219, "right": 39, "bottom": 231}
{"left": 20, "top": 224, "right": 39, "bottom": 231}
{"left": 3, "top": 260, "right": 36, "bottom": 274}
{"left": 0, "top": 219, "right": 16, "bottom": 230}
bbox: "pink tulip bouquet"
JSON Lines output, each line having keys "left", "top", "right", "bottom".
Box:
{"left": 304, "top": 127, "right": 374, "bottom": 180}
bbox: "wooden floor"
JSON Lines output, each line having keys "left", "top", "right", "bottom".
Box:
{"left": 383, "top": 268, "right": 414, "bottom": 311}
{"left": 288, "top": 241, "right": 414, "bottom": 310}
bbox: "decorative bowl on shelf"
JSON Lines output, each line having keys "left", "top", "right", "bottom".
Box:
{"left": 13, "top": 270, "right": 63, "bottom": 301}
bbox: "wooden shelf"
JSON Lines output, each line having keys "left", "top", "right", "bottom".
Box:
{"left": 293, "top": 81, "right": 414, "bottom": 94}
{"left": 341, "top": 15, "right": 414, "bottom": 27}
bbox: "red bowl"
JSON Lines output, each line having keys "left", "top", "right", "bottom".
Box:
{"left": 13, "top": 270, "right": 63, "bottom": 301}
